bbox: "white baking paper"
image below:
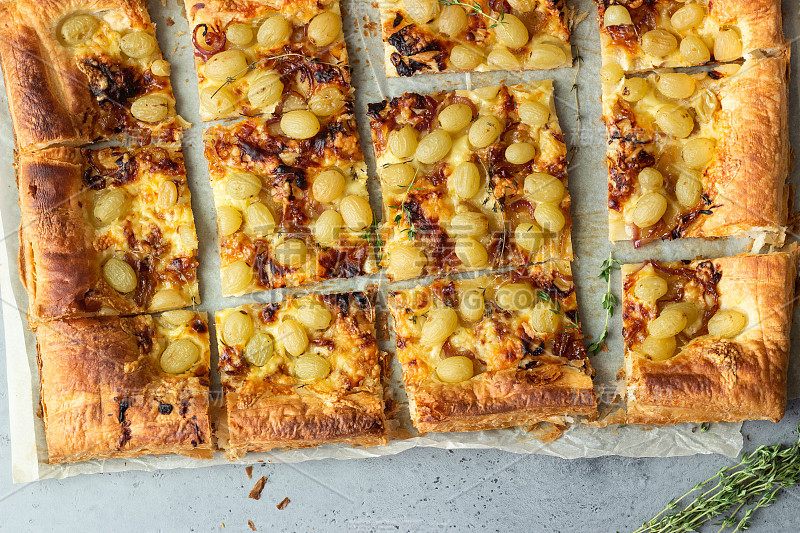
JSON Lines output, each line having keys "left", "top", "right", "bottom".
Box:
{"left": 7, "top": 0, "right": 800, "bottom": 482}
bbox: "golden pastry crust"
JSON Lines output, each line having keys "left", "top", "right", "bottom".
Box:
{"left": 367, "top": 83, "right": 573, "bottom": 282}
{"left": 594, "top": 0, "right": 786, "bottom": 71}
{"left": 38, "top": 312, "right": 213, "bottom": 464}
{"left": 18, "top": 146, "right": 200, "bottom": 323}
{"left": 389, "top": 262, "right": 596, "bottom": 433}
{"left": 604, "top": 56, "right": 789, "bottom": 246}
{"left": 216, "top": 291, "right": 386, "bottom": 457}
{"left": 379, "top": 0, "right": 571, "bottom": 77}
{"left": 692, "top": 57, "right": 790, "bottom": 238}
{"left": 185, "top": 0, "right": 350, "bottom": 121}
{"left": 622, "top": 246, "right": 799, "bottom": 424}
{"left": 0, "top": 0, "right": 184, "bottom": 152}
{"left": 203, "top": 116, "right": 376, "bottom": 294}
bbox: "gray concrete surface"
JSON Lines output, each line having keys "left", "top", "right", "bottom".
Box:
{"left": 2, "top": 354, "right": 799, "bottom": 532}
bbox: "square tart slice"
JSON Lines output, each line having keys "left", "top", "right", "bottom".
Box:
{"left": 594, "top": 0, "right": 785, "bottom": 73}
{"left": 0, "top": 0, "right": 185, "bottom": 152}
{"left": 367, "top": 82, "right": 573, "bottom": 282}
{"left": 602, "top": 56, "right": 789, "bottom": 247}
{"left": 186, "top": 0, "right": 351, "bottom": 121}
{"left": 203, "top": 115, "right": 376, "bottom": 295}
{"left": 388, "top": 261, "right": 596, "bottom": 433}
{"left": 622, "top": 246, "right": 799, "bottom": 424}
{"left": 38, "top": 311, "right": 213, "bottom": 464}
{"left": 216, "top": 291, "right": 386, "bottom": 457}
{"left": 18, "top": 146, "right": 200, "bottom": 323}
{"left": 379, "top": 0, "right": 572, "bottom": 77}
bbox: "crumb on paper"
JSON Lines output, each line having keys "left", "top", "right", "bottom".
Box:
{"left": 245, "top": 465, "right": 253, "bottom": 479}
{"left": 248, "top": 476, "right": 267, "bottom": 500}
{"left": 221, "top": 524, "right": 225, "bottom": 529}
{"left": 175, "top": 31, "right": 186, "bottom": 37}
{"left": 376, "top": 311, "right": 389, "bottom": 340}
{"left": 166, "top": 17, "right": 175, "bottom": 26}
{"left": 248, "top": 520, "right": 256, "bottom": 531}
{"left": 276, "top": 497, "right": 290, "bottom": 510}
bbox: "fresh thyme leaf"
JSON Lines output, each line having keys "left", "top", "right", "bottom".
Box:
{"left": 361, "top": 222, "right": 384, "bottom": 263}
{"left": 700, "top": 422, "right": 710, "bottom": 432}
{"left": 392, "top": 167, "right": 422, "bottom": 240}
{"left": 633, "top": 425, "right": 800, "bottom": 533}
{"left": 537, "top": 290, "right": 578, "bottom": 329}
{"left": 589, "top": 252, "right": 621, "bottom": 354}
{"left": 210, "top": 53, "right": 343, "bottom": 98}
{"left": 439, "top": 0, "right": 507, "bottom": 27}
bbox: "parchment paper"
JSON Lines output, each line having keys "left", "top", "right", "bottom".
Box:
{"left": 4, "top": 0, "right": 799, "bottom": 483}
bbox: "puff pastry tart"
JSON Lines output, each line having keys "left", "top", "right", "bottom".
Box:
{"left": 388, "top": 261, "right": 596, "bottom": 433}
{"left": 594, "top": 0, "right": 786, "bottom": 72}
{"left": 368, "top": 83, "right": 573, "bottom": 282}
{"left": 38, "top": 311, "right": 213, "bottom": 464}
{"left": 203, "top": 111, "right": 376, "bottom": 295}
{"left": 602, "top": 56, "right": 790, "bottom": 247}
{"left": 0, "top": 0, "right": 185, "bottom": 152}
{"left": 622, "top": 246, "right": 799, "bottom": 424}
{"left": 379, "top": 0, "right": 572, "bottom": 77}
{"left": 18, "top": 146, "right": 200, "bottom": 324}
{"left": 215, "top": 291, "right": 386, "bottom": 458}
{"left": 185, "top": 0, "right": 350, "bottom": 121}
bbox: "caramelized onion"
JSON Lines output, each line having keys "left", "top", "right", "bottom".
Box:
{"left": 192, "top": 24, "right": 227, "bottom": 61}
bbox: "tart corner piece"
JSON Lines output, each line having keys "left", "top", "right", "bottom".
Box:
{"left": 594, "top": 0, "right": 786, "bottom": 72}
{"left": 368, "top": 82, "right": 573, "bottom": 282}
{"left": 379, "top": 0, "right": 572, "bottom": 77}
{"left": 185, "top": 0, "right": 349, "bottom": 121}
{"left": 18, "top": 145, "right": 200, "bottom": 323}
{"left": 38, "top": 312, "right": 213, "bottom": 465}
{"left": 388, "top": 261, "right": 596, "bottom": 433}
{"left": 0, "top": 0, "right": 184, "bottom": 152}
{"left": 622, "top": 246, "right": 799, "bottom": 425}
{"left": 603, "top": 56, "right": 789, "bottom": 247}
{"left": 216, "top": 290, "right": 386, "bottom": 458}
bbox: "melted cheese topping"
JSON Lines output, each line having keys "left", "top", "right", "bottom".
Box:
{"left": 371, "top": 83, "right": 573, "bottom": 280}
{"left": 152, "top": 311, "right": 211, "bottom": 377}
{"left": 389, "top": 262, "right": 588, "bottom": 389}
{"left": 86, "top": 147, "right": 200, "bottom": 311}
{"left": 602, "top": 66, "right": 741, "bottom": 240}
{"left": 622, "top": 261, "right": 722, "bottom": 359}
{"left": 381, "top": 0, "right": 571, "bottom": 76}
{"left": 598, "top": 0, "right": 748, "bottom": 71}
{"left": 205, "top": 125, "right": 376, "bottom": 295}
{"left": 66, "top": 12, "right": 180, "bottom": 126}
{"left": 215, "top": 295, "right": 381, "bottom": 398}
{"left": 190, "top": 0, "right": 348, "bottom": 121}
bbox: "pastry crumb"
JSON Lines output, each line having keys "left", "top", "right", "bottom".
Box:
{"left": 248, "top": 520, "right": 256, "bottom": 531}
{"left": 166, "top": 17, "right": 175, "bottom": 26}
{"left": 245, "top": 465, "right": 253, "bottom": 478}
{"left": 248, "top": 476, "right": 267, "bottom": 500}
{"left": 276, "top": 497, "right": 290, "bottom": 510}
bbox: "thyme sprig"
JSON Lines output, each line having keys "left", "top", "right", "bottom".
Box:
{"left": 361, "top": 222, "right": 384, "bottom": 262}
{"left": 388, "top": 166, "right": 422, "bottom": 240}
{"left": 211, "top": 54, "right": 344, "bottom": 98}
{"left": 536, "top": 290, "right": 578, "bottom": 329}
{"left": 568, "top": 49, "right": 583, "bottom": 167}
{"left": 588, "top": 252, "right": 621, "bottom": 354}
{"left": 634, "top": 426, "right": 800, "bottom": 533}
{"left": 438, "top": 0, "right": 508, "bottom": 28}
